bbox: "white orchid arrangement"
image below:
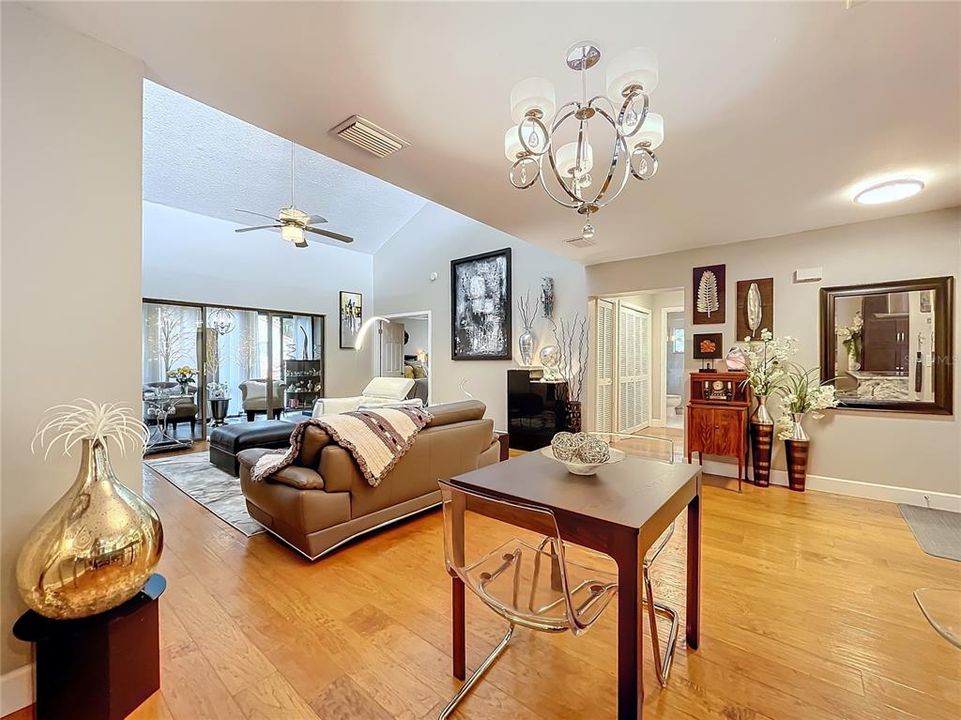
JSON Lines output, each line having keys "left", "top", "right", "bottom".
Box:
{"left": 740, "top": 329, "right": 798, "bottom": 396}
{"left": 774, "top": 365, "right": 839, "bottom": 439}
{"left": 836, "top": 311, "right": 864, "bottom": 365}
{"left": 31, "top": 400, "right": 149, "bottom": 460}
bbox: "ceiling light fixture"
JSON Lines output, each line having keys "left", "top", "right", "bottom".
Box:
{"left": 853, "top": 178, "right": 924, "bottom": 205}
{"left": 505, "top": 41, "right": 664, "bottom": 238}
{"left": 207, "top": 307, "right": 236, "bottom": 335}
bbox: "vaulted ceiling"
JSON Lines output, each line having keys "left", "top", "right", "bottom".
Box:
{"left": 32, "top": 1, "right": 961, "bottom": 264}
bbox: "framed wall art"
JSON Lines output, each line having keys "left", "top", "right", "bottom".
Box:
{"left": 451, "top": 248, "right": 512, "bottom": 360}
{"left": 339, "top": 291, "right": 363, "bottom": 349}
{"left": 693, "top": 264, "right": 726, "bottom": 324}
{"left": 736, "top": 277, "right": 774, "bottom": 340}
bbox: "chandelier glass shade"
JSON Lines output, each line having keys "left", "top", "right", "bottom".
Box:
{"left": 506, "top": 42, "right": 664, "bottom": 223}
{"left": 207, "top": 307, "right": 236, "bottom": 335}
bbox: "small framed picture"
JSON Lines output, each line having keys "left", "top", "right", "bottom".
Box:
{"left": 339, "top": 291, "right": 363, "bottom": 349}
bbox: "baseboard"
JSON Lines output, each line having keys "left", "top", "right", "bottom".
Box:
{"left": 1, "top": 664, "right": 34, "bottom": 716}
{"left": 648, "top": 418, "right": 666, "bottom": 427}
{"left": 699, "top": 459, "right": 961, "bottom": 511}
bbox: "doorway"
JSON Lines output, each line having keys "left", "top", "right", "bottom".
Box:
{"left": 382, "top": 311, "right": 432, "bottom": 406}
{"left": 594, "top": 289, "right": 685, "bottom": 442}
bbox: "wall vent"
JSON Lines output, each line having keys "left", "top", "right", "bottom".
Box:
{"left": 331, "top": 115, "right": 409, "bottom": 158}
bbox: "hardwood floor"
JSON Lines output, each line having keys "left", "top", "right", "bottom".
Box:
{"left": 6, "top": 466, "right": 960, "bottom": 720}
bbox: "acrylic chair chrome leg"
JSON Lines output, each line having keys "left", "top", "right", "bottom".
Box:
{"left": 644, "top": 567, "right": 680, "bottom": 687}
{"left": 439, "top": 624, "right": 515, "bottom": 719}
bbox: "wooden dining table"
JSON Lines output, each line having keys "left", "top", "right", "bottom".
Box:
{"left": 446, "top": 449, "right": 702, "bottom": 720}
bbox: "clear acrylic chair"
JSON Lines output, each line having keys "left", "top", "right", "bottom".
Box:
{"left": 438, "top": 480, "right": 619, "bottom": 718}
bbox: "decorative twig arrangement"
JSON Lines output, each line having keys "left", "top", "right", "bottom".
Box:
{"left": 556, "top": 314, "right": 588, "bottom": 402}
{"left": 32, "top": 400, "right": 148, "bottom": 460}
{"left": 517, "top": 290, "right": 536, "bottom": 331}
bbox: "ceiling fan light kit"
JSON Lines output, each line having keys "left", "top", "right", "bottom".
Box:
{"left": 234, "top": 142, "right": 355, "bottom": 248}
{"left": 506, "top": 41, "right": 664, "bottom": 243}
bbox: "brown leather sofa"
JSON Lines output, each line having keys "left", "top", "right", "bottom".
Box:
{"left": 238, "top": 400, "right": 501, "bottom": 560}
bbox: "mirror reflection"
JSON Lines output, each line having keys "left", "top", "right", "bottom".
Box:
{"left": 832, "top": 289, "right": 937, "bottom": 403}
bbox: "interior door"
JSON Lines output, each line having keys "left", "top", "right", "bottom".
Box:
{"left": 617, "top": 303, "right": 651, "bottom": 433}
{"left": 596, "top": 299, "right": 615, "bottom": 434}
{"left": 380, "top": 322, "right": 405, "bottom": 377}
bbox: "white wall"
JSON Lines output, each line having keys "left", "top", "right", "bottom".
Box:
{"left": 373, "top": 203, "right": 588, "bottom": 429}
{"left": 142, "top": 201, "right": 374, "bottom": 396}
{"left": 587, "top": 208, "right": 961, "bottom": 499}
{"left": 1, "top": 4, "right": 144, "bottom": 681}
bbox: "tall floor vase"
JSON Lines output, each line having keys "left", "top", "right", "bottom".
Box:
{"left": 750, "top": 395, "right": 774, "bottom": 487}
{"left": 784, "top": 412, "right": 810, "bottom": 491}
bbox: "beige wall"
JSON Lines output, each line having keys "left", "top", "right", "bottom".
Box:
{"left": 588, "top": 208, "right": 961, "bottom": 497}
{"left": 373, "top": 203, "right": 588, "bottom": 429}
{"left": 1, "top": 5, "right": 144, "bottom": 675}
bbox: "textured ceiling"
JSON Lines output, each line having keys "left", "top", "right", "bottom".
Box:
{"left": 35, "top": 2, "right": 961, "bottom": 264}
{"left": 143, "top": 81, "right": 427, "bottom": 254}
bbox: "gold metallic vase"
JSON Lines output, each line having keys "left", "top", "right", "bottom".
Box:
{"left": 16, "top": 439, "right": 163, "bottom": 619}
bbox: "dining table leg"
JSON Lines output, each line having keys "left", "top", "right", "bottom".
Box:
{"left": 686, "top": 489, "right": 702, "bottom": 650}
{"left": 616, "top": 539, "right": 643, "bottom": 719}
{"left": 452, "top": 575, "right": 466, "bottom": 680}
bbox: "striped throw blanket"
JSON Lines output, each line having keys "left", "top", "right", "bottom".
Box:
{"left": 251, "top": 407, "right": 432, "bottom": 488}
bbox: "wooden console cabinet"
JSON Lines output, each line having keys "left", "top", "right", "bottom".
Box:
{"left": 686, "top": 371, "right": 751, "bottom": 486}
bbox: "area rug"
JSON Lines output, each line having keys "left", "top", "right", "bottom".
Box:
{"left": 898, "top": 504, "right": 961, "bottom": 562}
{"left": 146, "top": 452, "right": 264, "bottom": 537}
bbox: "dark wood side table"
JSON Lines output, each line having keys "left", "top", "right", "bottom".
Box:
{"left": 13, "top": 574, "right": 166, "bottom": 720}
{"left": 685, "top": 371, "right": 751, "bottom": 490}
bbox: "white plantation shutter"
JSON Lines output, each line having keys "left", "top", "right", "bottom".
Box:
{"left": 617, "top": 304, "right": 651, "bottom": 433}
{"left": 596, "top": 300, "right": 615, "bottom": 433}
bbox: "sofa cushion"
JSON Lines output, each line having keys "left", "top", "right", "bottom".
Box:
{"left": 426, "top": 400, "right": 486, "bottom": 428}
{"left": 244, "top": 381, "right": 267, "bottom": 401}
{"left": 362, "top": 376, "right": 414, "bottom": 400}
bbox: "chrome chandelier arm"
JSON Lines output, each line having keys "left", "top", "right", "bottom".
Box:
{"left": 537, "top": 157, "right": 581, "bottom": 209}
{"left": 587, "top": 107, "right": 632, "bottom": 208}
{"left": 617, "top": 86, "right": 649, "bottom": 138}
{"left": 518, "top": 115, "right": 551, "bottom": 157}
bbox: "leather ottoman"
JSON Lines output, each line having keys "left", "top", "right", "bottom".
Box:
{"left": 209, "top": 420, "right": 295, "bottom": 476}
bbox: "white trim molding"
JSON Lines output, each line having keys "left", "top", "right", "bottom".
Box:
{"left": 700, "top": 459, "right": 961, "bottom": 511}
{"left": 1, "top": 663, "right": 34, "bottom": 716}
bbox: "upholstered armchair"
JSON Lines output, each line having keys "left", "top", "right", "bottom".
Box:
{"left": 143, "top": 381, "right": 199, "bottom": 434}
{"left": 240, "top": 379, "right": 287, "bottom": 421}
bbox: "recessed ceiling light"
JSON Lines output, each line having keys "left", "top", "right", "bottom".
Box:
{"left": 853, "top": 178, "right": 924, "bottom": 205}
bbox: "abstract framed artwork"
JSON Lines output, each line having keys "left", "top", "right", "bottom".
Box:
{"left": 736, "top": 277, "right": 774, "bottom": 340}
{"left": 450, "top": 248, "right": 512, "bottom": 360}
{"left": 693, "top": 264, "right": 726, "bottom": 325}
{"left": 339, "top": 291, "right": 363, "bottom": 349}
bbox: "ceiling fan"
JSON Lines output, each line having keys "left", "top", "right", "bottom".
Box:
{"left": 234, "top": 142, "right": 354, "bottom": 248}
{"left": 562, "top": 219, "right": 597, "bottom": 248}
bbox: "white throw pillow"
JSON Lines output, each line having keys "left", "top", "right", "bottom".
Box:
{"left": 363, "top": 376, "right": 415, "bottom": 400}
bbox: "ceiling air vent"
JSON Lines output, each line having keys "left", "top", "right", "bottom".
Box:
{"left": 331, "top": 115, "right": 409, "bottom": 158}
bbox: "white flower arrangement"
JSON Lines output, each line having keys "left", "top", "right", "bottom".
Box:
{"left": 206, "top": 382, "right": 230, "bottom": 400}
{"left": 31, "top": 399, "right": 148, "bottom": 459}
{"left": 836, "top": 311, "right": 864, "bottom": 365}
{"left": 740, "top": 329, "right": 798, "bottom": 396}
{"left": 774, "top": 365, "right": 839, "bottom": 439}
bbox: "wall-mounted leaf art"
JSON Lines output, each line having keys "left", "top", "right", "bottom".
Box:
{"left": 736, "top": 277, "right": 774, "bottom": 339}
{"left": 693, "top": 264, "right": 726, "bottom": 325}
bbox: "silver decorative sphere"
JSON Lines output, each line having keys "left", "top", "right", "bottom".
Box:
{"left": 577, "top": 437, "right": 611, "bottom": 464}
{"left": 539, "top": 345, "right": 560, "bottom": 368}
{"left": 550, "top": 432, "right": 578, "bottom": 461}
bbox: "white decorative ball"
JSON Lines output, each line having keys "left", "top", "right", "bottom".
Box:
{"left": 577, "top": 437, "right": 611, "bottom": 464}
{"left": 550, "top": 432, "right": 579, "bottom": 461}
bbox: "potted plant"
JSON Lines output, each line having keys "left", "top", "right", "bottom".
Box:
{"left": 741, "top": 330, "right": 797, "bottom": 486}
{"left": 775, "top": 365, "right": 838, "bottom": 491}
{"left": 835, "top": 311, "right": 864, "bottom": 371}
{"left": 206, "top": 381, "right": 231, "bottom": 426}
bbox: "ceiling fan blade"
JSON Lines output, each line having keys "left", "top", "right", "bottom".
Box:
{"left": 305, "top": 214, "right": 328, "bottom": 225}
{"left": 305, "top": 226, "right": 354, "bottom": 244}
{"left": 235, "top": 208, "right": 279, "bottom": 222}
{"left": 235, "top": 225, "right": 281, "bottom": 232}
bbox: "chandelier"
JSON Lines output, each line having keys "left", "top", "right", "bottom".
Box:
{"left": 505, "top": 42, "right": 664, "bottom": 232}
{"left": 207, "top": 307, "right": 236, "bottom": 335}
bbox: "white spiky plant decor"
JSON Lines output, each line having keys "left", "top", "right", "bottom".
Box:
{"left": 19, "top": 399, "right": 162, "bottom": 619}
{"left": 32, "top": 399, "right": 149, "bottom": 460}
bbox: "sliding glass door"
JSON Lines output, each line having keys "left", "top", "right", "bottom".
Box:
{"left": 143, "top": 300, "right": 325, "bottom": 447}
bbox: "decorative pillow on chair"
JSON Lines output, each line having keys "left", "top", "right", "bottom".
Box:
{"left": 403, "top": 365, "right": 415, "bottom": 379}
{"left": 408, "top": 361, "right": 428, "bottom": 379}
